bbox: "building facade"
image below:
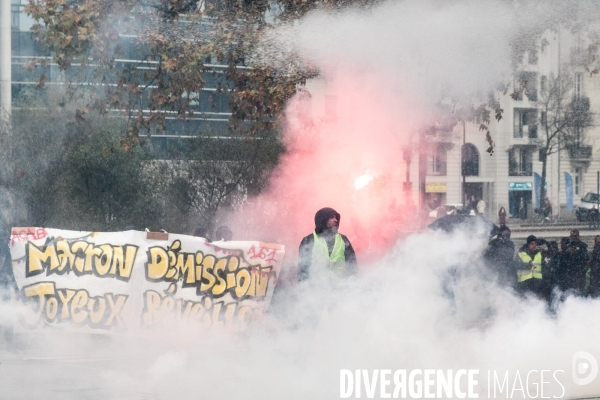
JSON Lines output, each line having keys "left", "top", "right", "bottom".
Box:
{"left": 424, "top": 27, "right": 600, "bottom": 222}
{"left": 7, "top": 3, "right": 600, "bottom": 223}
{"left": 8, "top": 0, "right": 235, "bottom": 151}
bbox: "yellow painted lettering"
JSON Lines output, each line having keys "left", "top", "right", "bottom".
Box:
{"left": 119, "top": 245, "right": 138, "bottom": 280}
{"left": 56, "top": 240, "right": 75, "bottom": 273}
{"left": 57, "top": 289, "right": 76, "bottom": 319}
{"left": 234, "top": 269, "right": 251, "bottom": 299}
{"left": 26, "top": 242, "right": 59, "bottom": 277}
{"left": 200, "top": 255, "right": 216, "bottom": 293}
{"left": 142, "top": 291, "right": 162, "bottom": 326}
{"left": 180, "top": 253, "right": 196, "bottom": 285}
{"left": 71, "top": 290, "right": 89, "bottom": 323}
{"left": 70, "top": 242, "right": 89, "bottom": 274}
{"left": 105, "top": 294, "right": 127, "bottom": 329}
{"left": 21, "top": 282, "right": 56, "bottom": 327}
{"left": 195, "top": 252, "right": 204, "bottom": 283}
{"left": 146, "top": 247, "right": 169, "bottom": 280}
{"left": 94, "top": 245, "right": 113, "bottom": 276}
{"left": 87, "top": 297, "right": 107, "bottom": 324}
{"left": 226, "top": 257, "right": 239, "bottom": 289}
{"left": 109, "top": 245, "right": 122, "bottom": 275}
{"left": 212, "top": 258, "right": 227, "bottom": 296}
{"left": 254, "top": 267, "right": 271, "bottom": 297}
{"left": 84, "top": 245, "right": 102, "bottom": 273}
{"left": 45, "top": 297, "right": 58, "bottom": 321}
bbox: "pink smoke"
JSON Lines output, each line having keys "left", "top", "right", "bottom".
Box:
{"left": 227, "top": 70, "right": 429, "bottom": 274}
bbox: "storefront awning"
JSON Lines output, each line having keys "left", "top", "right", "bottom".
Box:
{"left": 509, "top": 182, "right": 532, "bottom": 191}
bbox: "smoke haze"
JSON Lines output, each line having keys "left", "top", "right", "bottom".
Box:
{"left": 3, "top": 0, "right": 600, "bottom": 399}
{"left": 3, "top": 229, "right": 600, "bottom": 398}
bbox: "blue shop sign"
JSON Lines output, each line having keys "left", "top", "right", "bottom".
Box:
{"left": 509, "top": 182, "right": 532, "bottom": 191}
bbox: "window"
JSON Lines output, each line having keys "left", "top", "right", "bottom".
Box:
{"left": 509, "top": 147, "right": 533, "bottom": 176}
{"left": 571, "top": 31, "right": 587, "bottom": 65}
{"left": 575, "top": 72, "right": 583, "bottom": 99}
{"left": 527, "top": 50, "right": 538, "bottom": 65}
{"left": 514, "top": 108, "right": 538, "bottom": 138}
{"left": 576, "top": 31, "right": 583, "bottom": 52}
{"left": 540, "top": 75, "right": 547, "bottom": 94}
{"left": 575, "top": 167, "right": 583, "bottom": 196}
{"left": 461, "top": 143, "right": 479, "bottom": 176}
{"left": 514, "top": 72, "right": 538, "bottom": 101}
{"left": 11, "top": 4, "right": 19, "bottom": 31}
{"left": 427, "top": 144, "right": 447, "bottom": 176}
{"left": 582, "top": 192, "right": 598, "bottom": 203}
{"left": 540, "top": 111, "right": 547, "bottom": 126}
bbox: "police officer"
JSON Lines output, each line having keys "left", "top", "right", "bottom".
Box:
{"left": 515, "top": 235, "right": 546, "bottom": 298}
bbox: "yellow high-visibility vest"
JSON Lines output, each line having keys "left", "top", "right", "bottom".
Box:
{"left": 312, "top": 231, "right": 345, "bottom": 273}
{"left": 517, "top": 251, "right": 543, "bottom": 282}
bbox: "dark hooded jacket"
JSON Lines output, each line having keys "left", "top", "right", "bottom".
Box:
{"left": 483, "top": 227, "right": 516, "bottom": 287}
{"left": 297, "top": 207, "right": 358, "bottom": 281}
{"left": 564, "top": 239, "right": 589, "bottom": 293}
{"left": 589, "top": 242, "right": 600, "bottom": 297}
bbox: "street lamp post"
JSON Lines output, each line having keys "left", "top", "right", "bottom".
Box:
{"left": 462, "top": 120, "right": 466, "bottom": 210}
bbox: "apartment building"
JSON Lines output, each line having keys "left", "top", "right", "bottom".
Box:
{"left": 424, "top": 27, "right": 600, "bottom": 221}
{"left": 8, "top": 0, "right": 234, "bottom": 151}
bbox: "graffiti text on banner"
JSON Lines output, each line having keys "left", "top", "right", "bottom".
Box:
{"left": 9, "top": 228, "right": 284, "bottom": 333}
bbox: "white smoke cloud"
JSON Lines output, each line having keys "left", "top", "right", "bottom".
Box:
{"left": 258, "top": 0, "right": 515, "bottom": 106}
{"left": 2, "top": 229, "right": 600, "bottom": 398}
{"left": 3, "top": 1, "right": 600, "bottom": 399}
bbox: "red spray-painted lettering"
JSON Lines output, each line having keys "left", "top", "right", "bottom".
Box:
{"left": 11, "top": 228, "right": 48, "bottom": 246}
{"left": 247, "top": 245, "right": 278, "bottom": 263}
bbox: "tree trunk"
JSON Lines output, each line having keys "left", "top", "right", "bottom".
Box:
{"left": 540, "top": 152, "right": 548, "bottom": 210}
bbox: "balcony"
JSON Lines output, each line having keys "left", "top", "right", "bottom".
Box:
{"left": 509, "top": 164, "right": 533, "bottom": 176}
{"left": 568, "top": 145, "right": 592, "bottom": 160}
{"left": 509, "top": 145, "right": 533, "bottom": 176}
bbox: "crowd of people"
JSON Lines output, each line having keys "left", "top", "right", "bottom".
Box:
{"left": 484, "top": 226, "right": 600, "bottom": 306}
{"left": 298, "top": 204, "right": 600, "bottom": 314}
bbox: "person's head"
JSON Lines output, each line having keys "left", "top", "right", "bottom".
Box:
{"left": 193, "top": 226, "right": 210, "bottom": 239}
{"left": 570, "top": 229, "right": 580, "bottom": 242}
{"left": 595, "top": 235, "right": 600, "bottom": 247}
{"left": 560, "top": 237, "right": 570, "bottom": 251}
{"left": 326, "top": 215, "right": 338, "bottom": 229}
{"left": 549, "top": 240, "right": 559, "bottom": 253}
{"left": 314, "top": 207, "right": 341, "bottom": 234}
{"left": 526, "top": 235, "right": 538, "bottom": 251}
{"left": 215, "top": 226, "right": 233, "bottom": 241}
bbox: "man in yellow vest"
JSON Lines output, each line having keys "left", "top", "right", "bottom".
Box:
{"left": 515, "top": 235, "right": 546, "bottom": 297}
{"left": 297, "top": 207, "right": 358, "bottom": 281}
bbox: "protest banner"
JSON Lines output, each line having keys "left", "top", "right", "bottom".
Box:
{"left": 9, "top": 227, "right": 284, "bottom": 333}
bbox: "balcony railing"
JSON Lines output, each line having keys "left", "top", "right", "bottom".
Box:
{"left": 509, "top": 164, "right": 533, "bottom": 176}
{"left": 568, "top": 145, "right": 592, "bottom": 160}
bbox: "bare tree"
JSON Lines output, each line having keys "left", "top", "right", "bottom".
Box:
{"left": 535, "top": 72, "right": 593, "bottom": 203}
{"left": 152, "top": 134, "right": 283, "bottom": 233}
